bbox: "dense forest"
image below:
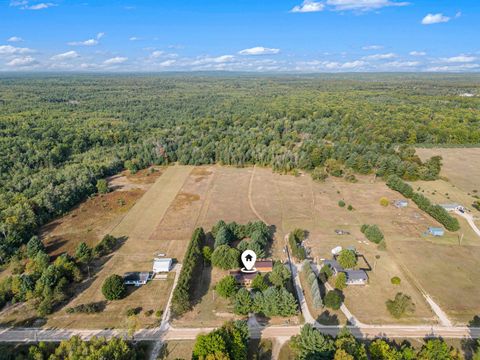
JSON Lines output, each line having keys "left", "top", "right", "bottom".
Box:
{"left": 1, "top": 74, "right": 479, "bottom": 261}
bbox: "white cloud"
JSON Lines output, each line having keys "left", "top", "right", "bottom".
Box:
{"left": 427, "top": 64, "right": 479, "bottom": 72}
{"left": 150, "top": 50, "right": 165, "bottom": 58}
{"left": 191, "top": 55, "right": 235, "bottom": 65}
{"left": 68, "top": 33, "right": 104, "bottom": 46}
{"left": 238, "top": 47, "right": 280, "bottom": 55}
{"left": 51, "top": 50, "right": 79, "bottom": 61}
{"left": 442, "top": 55, "right": 476, "bottom": 63}
{"left": 362, "top": 45, "right": 383, "bottom": 50}
{"left": 7, "top": 36, "right": 23, "bottom": 42}
{"left": 158, "top": 60, "right": 176, "bottom": 67}
{"left": 410, "top": 51, "right": 426, "bottom": 56}
{"left": 0, "top": 45, "right": 34, "bottom": 55}
{"left": 384, "top": 61, "right": 420, "bottom": 68}
{"left": 363, "top": 52, "right": 396, "bottom": 60}
{"left": 326, "top": 0, "right": 409, "bottom": 11}
{"left": 129, "top": 36, "right": 140, "bottom": 41}
{"left": 103, "top": 57, "right": 128, "bottom": 65}
{"left": 421, "top": 13, "right": 450, "bottom": 25}
{"left": 6, "top": 56, "right": 38, "bottom": 67}
{"left": 291, "top": 1, "right": 325, "bottom": 13}
{"left": 10, "top": 1, "right": 56, "bottom": 10}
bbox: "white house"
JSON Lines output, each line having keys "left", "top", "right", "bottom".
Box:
{"left": 153, "top": 258, "right": 172, "bottom": 273}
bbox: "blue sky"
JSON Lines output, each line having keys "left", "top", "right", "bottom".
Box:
{"left": 0, "top": 0, "right": 478, "bottom": 72}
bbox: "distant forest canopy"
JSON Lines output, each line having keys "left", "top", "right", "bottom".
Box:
{"left": 0, "top": 74, "right": 479, "bottom": 261}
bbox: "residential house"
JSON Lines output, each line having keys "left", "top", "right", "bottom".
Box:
{"left": 255, "top": 259, "right": 273, "bottom": 273}
{"left": 345, "top": 270, "right": 368, "bottom": 285}
{"left": 323, "top": 259, "right": 344, "bottom": 275}
{"left": 230, "top": 271, "right": 257, "bottom": 286}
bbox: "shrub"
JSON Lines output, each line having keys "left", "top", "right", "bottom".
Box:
{"left": 93, "top": 234, "right": 117, "bottom": 257}
{"left": 102, "top": 274, "right": 126, "bottom": 301}
{"left": 386, "top": 292, "right": 415, "bottom": 318}
{"left": 171, "top": 228, "right": 205, "bottom": 317}
{"left": 391, "top": 276, "right": 401, "bottom": 285}
{"left": 334, "top": 273, "right": 347, "bottom": 290}
{"left": 324, "top": 290, "right": 343, "bottom": 310}
{"left": 155, "top": 309, "right": 163, "bottom": 318}
{"left": 379, "top": 197, "right": 389, "bottom": 207}
{"left": 202, "top": 246, "right": 212, "bottom": 264}
{"left": 361, "top": 224, "right": 384, "bottom": 244}
{"left": 338, "top": 200, "right": 346, "bottom": 208}
{"left": 347, "top": 205, "right": 353, "bottom": 211}
{"left": 96, "top": 179, "right": 109, "bottom": 194}
{"left": 472, "top": 201, "right": 480, "bottom": 211}
{"left": 125, "top": 307, "right": 141, "bottom": 316}
{"left": 337, "top": 249, "right": 357, "bottom": 269}
{"left": 65, "top": 301, "right": 105, "bottom": 314}
{"left": 215, "top": 275, "right": 238, "bottom": 298}
{"left": 289, "top": 231, "right": 306, "bottom": 261}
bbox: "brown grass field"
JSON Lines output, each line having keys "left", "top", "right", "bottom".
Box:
{"left": 7, "top": 156, "right": 479, "bottom": 328}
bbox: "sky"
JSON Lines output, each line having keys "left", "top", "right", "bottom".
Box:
{"left": 0, "top": 0, "right": 479, "bottom": 72}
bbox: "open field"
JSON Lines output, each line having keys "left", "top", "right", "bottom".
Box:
{"left": 416, "top": 147, "right": 480, "bottom": 195}
{"left": 18, "top": 162, "right": 480, "bottom": 328}
{"left": 158, "top": 340, "right": 196, "bottom": 360}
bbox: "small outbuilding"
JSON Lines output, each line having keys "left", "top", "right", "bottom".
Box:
{"left": 153, "top": 258, "right": 172, "bottom": 273}
{"left": 440, "top": 203, "right": 461, "bottom": 212}
{"left": 345, "top": 270, "right": 368, "bottom": 285}
{"left": 255, "top": 259, "right": 273, "bottom": 273}
{"left": 123, "top": 272, "right": 153, "bottom": 286}
{"left": 428, "top": 227, "right": 445, "bottom": 237}
{"left": 394, "top": 200, "right": 408, "bottom": 208}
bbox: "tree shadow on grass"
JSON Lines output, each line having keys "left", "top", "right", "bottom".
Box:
{"left": 191, "top": 264, "right": 212, "bottom": 306}
{"left": 316, "top": 310, "right": 339, "bottom": 325}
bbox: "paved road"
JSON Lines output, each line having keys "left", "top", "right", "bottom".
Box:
{"left": 0, "top": 323, "right": 479, "bottom": 343}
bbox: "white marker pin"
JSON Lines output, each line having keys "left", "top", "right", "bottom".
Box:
{"left": 241, "top": 250, "right": 257, "bottom": 273}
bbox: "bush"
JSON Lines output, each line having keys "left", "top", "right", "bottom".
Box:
{"left": 96, "top": 179, "right": 109, "bottom": 194}
{"left": 215, "top": 275, "right": 238, "bottom": 298}
{"left": 361, "top": 224, "right": 384, "bottom": 244}
{"left": 311, "top": 167, "right": 328, "bottom": 182}
{"left": 334, "top": 273, "right": 347, "bottom": 290}
{"left": 324, "top": 290, "right": 343, "bottom": 310}
{"left": 125, "top": 307, "right": 141, "bottom": 316}
{"left": 202, "top": 246, "right": 212, "bottom": 264}
{"left": 347, "top": 205, "right": 353, "bottom": 211}
{"left": 65, "top": 301, "right": 105, "bottom": 314}
{"left": 93, "top": 234, "right": 117, "bottom": 257}
{"left": 251, "top": 273, "right": 268, "bottom": 292}
{"left": 472, "top": 201, "right": 480, "bottom": 211}
{"left": 386, "top": 292, "right": 415, "bottom": 318}
{"left": 391, "top": 276, "right": 401, "bottom": 285}
{"left": 379, "top": 197, "right": 389, "bottom": 207}
{"left": 338, "top": 200, "right": 346, "bottom": 208}
{"left": 171, "top": 228, "right": 205, "bottom": 317}
{"left": 102, "top": 274, "right": 126, "bottom": 301}
{"left": 155, "top": 309, "right": 163, "bottom": 318}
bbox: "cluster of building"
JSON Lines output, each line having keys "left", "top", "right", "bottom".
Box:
{"left": 323, "top": 246, "right": 368, "bottom": 286}
{"left": 123, "top": 256, "right": 173, "bottom": 287}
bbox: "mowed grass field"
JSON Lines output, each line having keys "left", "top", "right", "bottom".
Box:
{"left": 26, "top": 159, "right": 480, "bottom": 328}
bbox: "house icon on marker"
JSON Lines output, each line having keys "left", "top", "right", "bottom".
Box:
{"left": 245, "top": 254, "right": 253, "bottom": 262}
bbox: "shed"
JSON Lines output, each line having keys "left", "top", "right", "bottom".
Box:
{"left": 256, "top": 259, "right": 273, "bottom": 273}
{"left": 440, "top": 203, "right": 460, "bottom": 212}
{"left": 331, "top": 246, "right": 342, "bottom": 256}
{"left": 394, "top": 200, "right": 408, "bottom": 208}
{"left": 123, "top": 272, "right": 153, "bottom": 286}
{"left": 345, "top": 270, "right": 368, "bottom": 285}
{"left": 428, "top": 227, "right": 445, "bottom": 237}
{"left": 153, "top": 258, "right": 172, "bottom": 273}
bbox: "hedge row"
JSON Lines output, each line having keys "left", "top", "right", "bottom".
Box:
{"left": 171, "top": 227, "right": 205, "bottom": 317}
{"left": 386, "top": 175, "right": 460, "bottom": 231}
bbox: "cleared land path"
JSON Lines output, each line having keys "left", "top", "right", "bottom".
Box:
{"left": 111, "top": 165, "right": 193, "bottom": 240}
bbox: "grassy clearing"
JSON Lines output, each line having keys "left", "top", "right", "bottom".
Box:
{"left": 158, "top": 340, "right": 196, "bottom": 360}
